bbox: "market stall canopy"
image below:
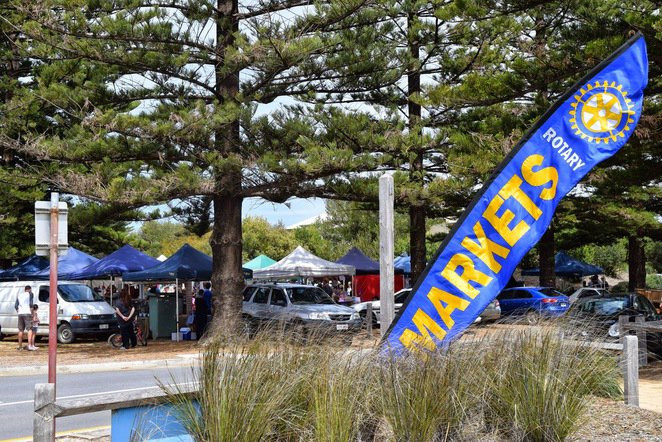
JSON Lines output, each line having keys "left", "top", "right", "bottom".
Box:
{"left": 64, "top": 245, "right": 160, "bottom": 280}
{"left": 252, "top": 246, "right": 355, "bottom": 279}
{"left": 0, "top": 255, "right": 49, "bottom": 280}
{"left": 123, "top": 244, "right": 252, "bottom": 282}
{"left": 244, "top": 254, "right": 277, "bottom": 270}
{"left": 27, "top": 247, "right": 99, "bottom": 280}
{"left": 521, "top": 251, "right": 604, "bottom": 278}
{"left": 336, "top": 247, "right": 404, "bottom": 275}
{"left": 394, "top": 253, "right": 411, "bottom": 275}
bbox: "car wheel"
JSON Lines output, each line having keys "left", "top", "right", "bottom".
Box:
{"left": 525, "top": 311, "right": 540, "bottom": 325}
{"left": 57, "top": 323, "right": 75, "bottom": 344}
{"left": 0, "top": 329, "right": 3, "bottom": 341}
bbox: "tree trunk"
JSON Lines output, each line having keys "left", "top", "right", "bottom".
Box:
{"left": 628, "top": 235, "right": 646, "bottom": 291}
{"left": 407, "top": 13, "right": 426, "bottom": 283}
{"left": 539, "top": 223, "right": 555, "bottom": 287}
{"left": 209, "top": 0, "right": 244, "bottom": 338}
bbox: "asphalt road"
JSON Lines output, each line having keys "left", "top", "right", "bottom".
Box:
{"left": 0, "top": 366, "right": 193, "bottom": 441}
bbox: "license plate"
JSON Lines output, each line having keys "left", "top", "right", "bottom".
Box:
{"left": 99, "top": 324, "right": 109, "bottom": 329}
{"left": 560, "top": 303, "right": 568, "bottom": 307}
{"left": 336, "top": 324, "right": 349, "bottom": 331}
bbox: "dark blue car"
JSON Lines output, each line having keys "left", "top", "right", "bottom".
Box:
{"left": 496, "top": 287, "right": 570, "bottom": 324}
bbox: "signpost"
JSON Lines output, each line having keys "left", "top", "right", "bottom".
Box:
{"left": 35, "top": 193, "right": 67, "bottom": 440}
{"left": 379, "top": 174, "right": 395, "bottom": 337}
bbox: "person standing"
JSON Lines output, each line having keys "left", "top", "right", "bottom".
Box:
{"left": 194, "top": 289, "right": 209, "bottom": 340}
{"left": 114, "top": 288, "right": 137, "bottom": 350}
{"left": 203, "top": 282, "right": 213, "bottom": 313}
{"left": 15, "top": 285, "right": 35, "bottom": 351}
{"left": 29, "top": 304, "right": 40, "bottom": 350}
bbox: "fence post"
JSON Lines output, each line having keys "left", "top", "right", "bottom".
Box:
{"left": 366, "top": 303, "right": 373, "bottom": 337}
{"left": 34, "top": 383, "right": 55, "bottom": 441}
{"left": 634, "top": 315, "right": 647, "bottom": 366}
{"left": 622, "top": 335, "right": 639, "bottom": 407}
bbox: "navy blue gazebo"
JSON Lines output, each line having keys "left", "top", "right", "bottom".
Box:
{"left": 27, "top": 247, "right": 99, "bottom": 280}
{"left": 521, "top": 251, "right": 604, "bottom": 278}
{"left": 64, "top": 244, "right": 160, "bottom": 280}
{"left": 0, "top": 255, "right": 49, "bottom": 280}
{"left": 336, "top": 247, "right": 404, "bottom": 274}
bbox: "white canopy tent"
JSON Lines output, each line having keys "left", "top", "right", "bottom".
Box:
{"left": 252, "top": 246, "right": 355, "bottom": 279}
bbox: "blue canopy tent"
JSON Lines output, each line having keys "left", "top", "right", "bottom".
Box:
{"left": 521, "top": 251, "right": 604, "bottom": 278}
{"left": 26, "top": 247, "right": 99, "bottom": 280}
{"left": 123, "top": 244, "right": 252, "bottom": 340}
{"left": 394, "top": 253, "right": 411, "bottom": 275}
{"left": 336, "top": 247, "right": 404, "bottom": 275}
{"left": 64, "top": 245, "right": 160, "bottom": 280}
{"left": 336, "top": 247, "right": 405, "bottom": 301}
{"left": 0, "top": 255, "right": 49, "bottom": 280}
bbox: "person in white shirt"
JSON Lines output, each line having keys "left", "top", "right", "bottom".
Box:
{"left": 15, "top": 285, "right": 35, "bottom": 351}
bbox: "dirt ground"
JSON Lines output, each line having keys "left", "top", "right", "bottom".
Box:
{"left": 0, "top": 336, "right": 198, "bottom": 368}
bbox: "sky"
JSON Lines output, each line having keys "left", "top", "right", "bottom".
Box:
{"left": 242, "top": 197, "right": 326, "bottom": 228}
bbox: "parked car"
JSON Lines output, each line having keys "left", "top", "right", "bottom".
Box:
{"left": 496, "top": 287, "right": 570, "bottom": 324}
{"left": 0, "top": 281, "right": 118, "bottom": 344}
{"left": 568, "top": 293, "right": 662, "bottom": 348}
{"left": 352, "top": 288, "right": 411, "bottom": 325}
{"left": 242, "top": 284, "right": 361, "bottom": 337}
{"left": 569, "top": 287, "right": 610, "bottom": 304}
{"left": 476, "top": 299, "right": 501, "bottom": 324}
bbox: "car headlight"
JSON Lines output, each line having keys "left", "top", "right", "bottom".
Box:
{"left": 308, "top": 312, "right": 329, "bottom": 320}
{"left": 351, "top": 312, "right": 360, "bottom": 320}
{"left": 608, "top": 322, "right": 620, "bottom": 338}
{"left": 71, "top": 314, "right": 89, "bottom": 320}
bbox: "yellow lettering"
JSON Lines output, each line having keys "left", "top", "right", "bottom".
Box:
{"left": 521, "top": 154, "right": 558, "bottom": 200}
{"left": 441, "top": 253, "right": 492, "bottom": 299}
{"left": 483, "top": 193, "right": 530, "bottom": 247}
{"left": 427, "top": 287, "right": 470, "bottom": 330}
{"left": 461, "top": 221, "right": 510, "bottom": 273}
{"left": 399, "top": 309, "right": 447, "bottom": 352}
{"left": 498, "top": 175, "right": 542, "bottom": 220}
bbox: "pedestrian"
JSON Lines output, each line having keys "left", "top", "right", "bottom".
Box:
{"left": 194, "top": 289, "right": 209, "bottom": 340}
{"left": 14, "top": 285, "right": 35, "bottom": 351}
{"left": 30, "top": 304, "right": 40, "bottom": 350}
{"left": 203, "top": 282, "right": 213, "bottom": 313}
{"left": 600, "top": 276, "right": 609, "bottom": 289}
{"left": 114, "top": 287, "right": 137, "bottom": 350}
{"left": 322, "top": 280, "right": 333, "bottom": 297}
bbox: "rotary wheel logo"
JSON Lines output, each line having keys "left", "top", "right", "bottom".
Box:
{"left": 569, "top": 80, "right": 634, "bottom": 144}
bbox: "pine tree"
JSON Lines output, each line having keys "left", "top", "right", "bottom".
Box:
{"left": 5, "top": 0, "right": 394, "bottom": 335}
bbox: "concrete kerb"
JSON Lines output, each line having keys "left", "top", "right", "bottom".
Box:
{"left": 0, "top": 353, "right": 200, "bottom": 377}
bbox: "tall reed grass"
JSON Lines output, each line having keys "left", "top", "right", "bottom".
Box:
{"left": 157, "top": 319, "right": 621, "bottom": 442}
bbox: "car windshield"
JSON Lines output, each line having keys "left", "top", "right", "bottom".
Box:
{"left": 59, "top": 285, "right": 103, "bottom": 302}
{"left": 395, "top": 290, "right": 411, "bottom": 304}
{"left": 286, "top": 287, "right": 335, "bottom": 305}
{"left": 539, "top": 288, "right": 565, "bottom": 297}
{"left": 584, "top": 297, "right": 628, "bottom": 315}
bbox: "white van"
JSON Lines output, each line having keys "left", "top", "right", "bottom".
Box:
{"left": 0, "top": 281, "right": 118, "bottom": 344}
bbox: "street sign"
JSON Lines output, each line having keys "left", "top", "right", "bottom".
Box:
{"left": 35, "top": 201, "right": 68, "bottom": 256}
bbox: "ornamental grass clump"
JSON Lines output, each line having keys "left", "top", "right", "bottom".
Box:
{"left": 375, "top": 347, "right": 478, "bottom": 442}
{"left": 481, "top": 326, "right": 621, "bottom": 442}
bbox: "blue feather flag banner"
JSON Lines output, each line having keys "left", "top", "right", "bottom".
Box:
{"left": 385, "top": 34, "right": 648, "bottom": 354}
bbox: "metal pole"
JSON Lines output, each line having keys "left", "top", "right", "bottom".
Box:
{"left": 379, "top": 174, "right": 395, "bottom": 337}
{"left": 175, "top": 277, "right": 180, "bottom": 342}
{"left": 48, "top": 192, "right": 59, "bottom": 439}
{"left": 109, "top": 275, "right": 113, "bottom": 306}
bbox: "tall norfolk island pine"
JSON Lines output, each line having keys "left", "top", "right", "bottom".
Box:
{"left": 7, "top": 0, "right": 398, "bottom": 335}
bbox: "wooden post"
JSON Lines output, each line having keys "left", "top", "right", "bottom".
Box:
{"left": 366, "top": 303, "right": 373, "bottom": 337}
{"left": 34, "top": 383, "right": 55, "bottom": 441}
{"left": 379, "top": 174, "right": 395, "bottom": 337}
{"left": 622, "top": 335, "right": 639, "bottom": 407}
{"left": 634, "top": 316, "right": 647, "bottom": 366}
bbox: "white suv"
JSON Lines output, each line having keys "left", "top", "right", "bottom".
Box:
{"left": 242, "top": 284, "right": 361, "bottom": 335}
